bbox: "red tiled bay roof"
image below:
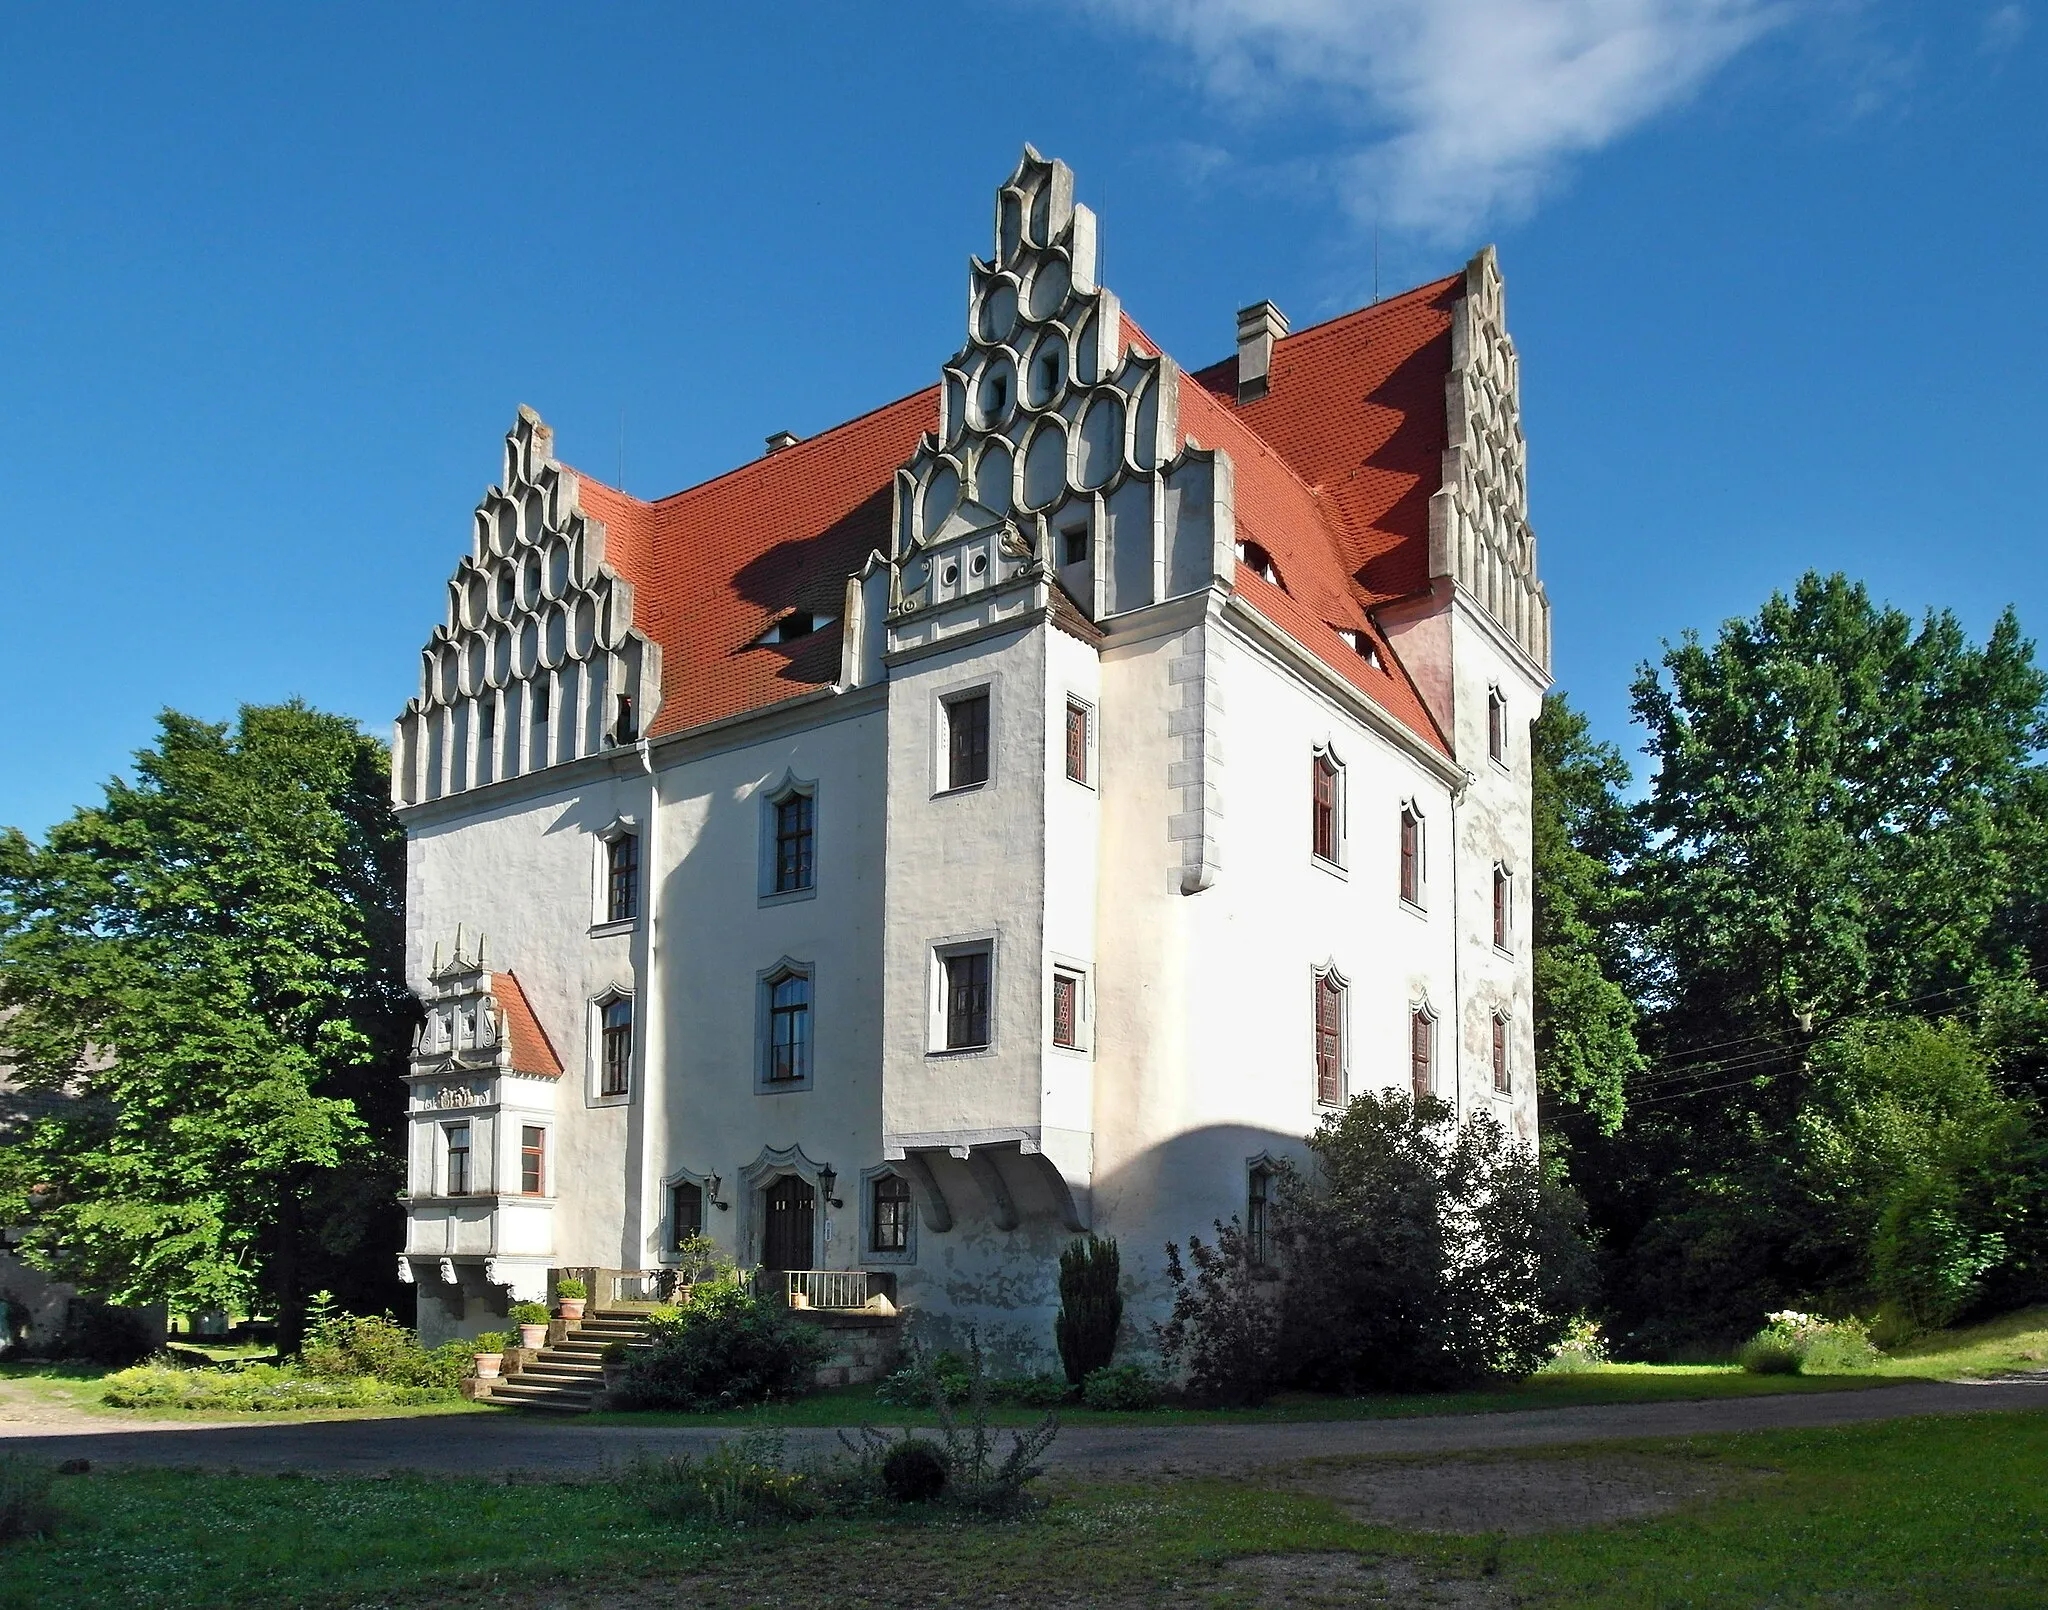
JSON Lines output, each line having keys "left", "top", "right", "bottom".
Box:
{"left": 492, "top": 972, "right": 563, "bottom": 1079}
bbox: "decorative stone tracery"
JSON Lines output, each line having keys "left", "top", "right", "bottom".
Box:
{"left": 394, "top": 408, "right": 661, "bottom": 804}
{"left": 1428, "top": 247, "right": 1552, "bottom": 672}
{"left": 887, "top": 148, "right": 1233, "bottom": 637}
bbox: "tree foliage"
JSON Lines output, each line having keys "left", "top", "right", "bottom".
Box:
{"left": 1531, "top": 693, "right": 1645, "bottom": 1139}
{"left": 0, "top": 703, "right": 412, "bottom": 1346}
{"left": 1053, "top": 1234, "right": 1122, "bottom": 1385}
{"left": 1591, "top": 574, "right": 2048, "bottom": 1347}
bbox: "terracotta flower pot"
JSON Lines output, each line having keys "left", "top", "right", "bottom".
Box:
{"left": 474, "top": 1352, "right": 503, "bottom": 1379}
{"left": 518, "top": 1322, "right": 549, "bottom": 1350}
{"left": 557, "top": 1299, "right": 586, "bottom": 1322}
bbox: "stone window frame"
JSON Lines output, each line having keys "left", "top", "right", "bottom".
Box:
{"left": 755, "top": 956, "right": 817, "bottom": 1094}
{"left": 1487, "top": 684, "right": 1510, "bottom": 771}
{"left": 928, "top": 931, "right": 999, "bottom": 1057}
{"left": 658, "top": 1165, "right": 715, "bottom": 1260}
{"left": 1245, "top": 1153, "right": 1283, "bottom": 1270}
{"left": 589, "top": 814, "right": 641, "bottom": 936}
{"left": 517, "top": 1121, "right": 550, "bottom": 1197}
{"left": 1492, "top": 1009, "right": 1514, "bottom": 1097}
{"left": 757, "top": 769, "right": 821, "bottom": 907}
{"left": 1310, "top": 740, "right": 1348, "bottom": 876}
{"left": 1062, "top": 696, "right": 1096, "bottom": 788}
{"left": 931, "top": 674, "right": 1002, "bottom": 797}
{"left": 1048, "top": 953, "right": 1092, "bottom": 1056}
{"left": 1399, "top": 799, "right": 1427, "bottom": 912}
{"left": 859, "top": 1163, "right": 918, "bottom": 1265}
{"left": 587, "top": 987, "right": 635, "bottom": 1108}
{"left": 1310, "top": 959, "right": 1350, "bottom": 1108}
{"left": 1409, "top": 998, "right": 1437, "bottom": 1101}
{"left": 1492, "top": 862, "right": 1514, "bottom": 954}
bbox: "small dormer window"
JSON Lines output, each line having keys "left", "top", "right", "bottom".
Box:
{"left": 755, "top": 611, "right": 837, "bottom": 647}
{"left": 1236, "top": 540, "right": 1280, "bottom": 586}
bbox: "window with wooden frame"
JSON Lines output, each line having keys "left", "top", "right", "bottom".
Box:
{"left": 1410, "top": 1005, "right": 1435, "bottom": 1101}
{"left": 1313, "top": 968, "right": 1346, "bottom": 1105}
{"left": 1493, "top": 865, "right": 1512, "bottom": 952}
{"left": 670, "top": 1180, "right": 704, "bottom": 1248}
{"left": 871, "top": 1173, "right": 913, "bottom": 1254}
{"left": 519, "top": 1125, "right": 546, "bottom": 1195}
{"left": 444, "top": 1123, "right": 472, "bottom": 1197}
{"left": 1492, "top": 1011, "right": 1512, "bottom": 1094}
{"left": 765, "top": 968, "right": 811, "bottom": 1083}
{"left": 1311, "top": 752, "right": 1342, "bottom": 864}
{"left": 1064, "top": 699, "right": 1090, "bottom": 784}
{"left": 945, "top": 947, "right": 993, "bottom": 1050}
{"left": 1247, "top": 1165, "right": 1275, "bottom": 1268}
{"left": 1487, "top": 686, "right": 1508, "bottom": 767}
{"left": 773, "top": 791, "right": 815, "bottom": 893}
{"left": 946, "top": 690, "right": 991, "bottom": 789}
{"left": 1051, "top": 970, "right": 1081, "bottom": 1049}
{"left": 1399, "top": 804, "right": 1424, "bottom": 906}
{"left": 599, "top": 995, "right": 634, "bottom": 1097}
{"left": 606, "top": 832, "right": 640, "bottom": 923}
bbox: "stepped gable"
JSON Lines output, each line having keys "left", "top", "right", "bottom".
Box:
{"left": 567, "top": 387, "right": 940, "bottom": 739}
{"left": 490, "top": 971, "right": 563, "bottom": 1078}
{"left": 1191, "top": 273, "right": 1463, "bottom": 605}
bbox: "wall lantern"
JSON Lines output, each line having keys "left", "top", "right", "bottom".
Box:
{"left": 817, "top": 1165, "right": 842, "bottom": 1208}
{"left": 708, "top": 1172, "right": 729, "bottom": 1211}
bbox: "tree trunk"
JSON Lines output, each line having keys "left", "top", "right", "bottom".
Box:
{"left": 275, "top": 1183, "right": 305, "bottom": 1356}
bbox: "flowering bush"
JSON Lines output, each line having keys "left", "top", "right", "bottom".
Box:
{"left": 1738, "top": 1311, "right": 1879, "bottom": 1375}
{"left": 1538, "top": 1316, "right": 1610, "bottom": 1374}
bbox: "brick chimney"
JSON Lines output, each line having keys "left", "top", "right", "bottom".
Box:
{"left": 1235, "top": 301, "right": 1289, "bottom": 404}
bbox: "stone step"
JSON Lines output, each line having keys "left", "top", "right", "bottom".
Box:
{"left": 489, "top": 1379, "right": 596, "bottom": 1405}
{"left": 519, "top": 1361, "right": 603, "bottom": 1381}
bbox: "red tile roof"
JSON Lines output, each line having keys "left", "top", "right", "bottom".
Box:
{"left": 1191, "top": 274, "right": 1462, "bottom": 604}
{"left": 558, "top": 273, "right": 1464, "bottom": 755}
{"left": 492, "top": 971, "right": 563, "bottom": 1079}
{"left": 571, "top": 388, "right": 940, "bottom": 739}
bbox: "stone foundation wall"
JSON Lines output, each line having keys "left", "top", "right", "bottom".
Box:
{"left": 811, "top": 1312, "right": 901, "bottom": 1387}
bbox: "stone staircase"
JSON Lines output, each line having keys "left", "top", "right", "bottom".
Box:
{"left": 484, "top": 1309, "right": 650, "bottom": 1413}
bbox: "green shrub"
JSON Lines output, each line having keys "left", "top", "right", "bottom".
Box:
{"left": 876, "top": 1349, "right": 971, "bottom": 1407}
{"left": 0, "top": 1456, "right": 60, "bottom": 1543}
{"left": 879, "top": 1439, "right": 948, "bottom": 1503}
{"left": 299, "top": 1310, "right": 467, "bottom": 1388}
{"left": 629, "top": 1431, "right": 817, "bottom": 1526}
{"left": 1739, "top": 1311, "right": 1879, "bottom": 1375}
{"left": 1081, "top": 1363, "right": 1161, "bottom": 1410}
{"left": 1538, "top": 1315, "right": 1611, "bottom": 1374}
{"left": 1276, "top": 1091, "right": 1598, "bottom": 1392}
{"left": 1156, "top": 1219, "right": 1286, "bottom": 1406}
{"left": 553, "top": 1278, "right": 588, "bottom": 1301}
{"left": 506, "top": 1302, "right": 550, "bottom": 1327}
{"left": 992, "top": 1372, "right": 1071, "bottom": 1407}
{"left": 100, "top": 1362, "right": 458, "bottom": 1411}
{"left": 920, "top": 1330, "right": 1059, "bottom": 1514}
{"left": 612, "top": 1275, "right": 828, "bottom": 1411}
{"left": 1055, "top": 1235, "right": 1123, "bottom": 1385}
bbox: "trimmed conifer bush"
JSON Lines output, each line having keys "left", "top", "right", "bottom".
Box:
{"left": 1054, "top": 1235, "right": 1122, "bottom": 1386}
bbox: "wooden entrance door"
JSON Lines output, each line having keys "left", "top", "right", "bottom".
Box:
{"left": 762, "top": 1175, "right": 816, "bottom": 1272}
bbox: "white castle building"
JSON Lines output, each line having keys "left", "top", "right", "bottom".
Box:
{"left": 394, "top": 150, "right": 1550, "bottom": 1353}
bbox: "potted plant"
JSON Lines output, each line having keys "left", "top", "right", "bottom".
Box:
{"left": 508, "top": 1302, "right": 550, "bottom": 1351}
{"left": 554, "top": 1277, "right": 588, "bottom": 1322}
{"left": 471, "top": 1330, "right": 508, "bottom": 1379}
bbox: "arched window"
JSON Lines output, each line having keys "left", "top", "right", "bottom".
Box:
{"left": 1247, "top": 1165, "right": 1276, "bottom": 1268}
{"left": 598, "top": 996, "right": 634, "bottom": 1097}
{"left": 765, "top": 968, "right": 811, "bottom": 1084}
{"left": 1313, "top": 967, "right": 1346, "bottom": 1106}
{"left": 1311, "top": 751, "right": 1343, "bottom": 864}
{"left": 606, "top": 833, "right": 640, "bottom": 923}
{"left": 1492, "top": 1010, "right": 1512, "bottom": 1095}
{"left": 1410, "top": 1004, "right": 1436, "bottom": 1100}
{"left": 1488, "top": 686, "right": 1508, "bottom": 767}
{"left": 1493, "top": 864, "right": 1513, "bottom": 951}
{"left": 1399, "top": 803, "right": 1424, "bottom": 906}
{"left": 870, "top": 1173, "right": 913, "bottom": 1254}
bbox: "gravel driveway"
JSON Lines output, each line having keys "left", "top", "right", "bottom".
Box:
{"left": 4, "top": 1376, "right": 2044, "bottom": 1478}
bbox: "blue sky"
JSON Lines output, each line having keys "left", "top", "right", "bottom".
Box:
{"left": 2, "top": 1, "right": 2041, "bottom": 834}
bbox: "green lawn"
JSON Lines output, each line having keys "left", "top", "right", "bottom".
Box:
{"left": 1, "top": 1409, "right": 2040, "bottom": 1608}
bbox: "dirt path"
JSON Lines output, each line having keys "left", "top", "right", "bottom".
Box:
{"left": 3, "top": 1375, "right": 2043, "bottom": 1476}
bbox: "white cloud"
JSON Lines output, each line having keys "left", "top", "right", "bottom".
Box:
{"left": 1092, "top": 0, "right": 1791, "bottom": 239}
{"left": 1981, "top": 4, "right": 2028, "bottom": 55}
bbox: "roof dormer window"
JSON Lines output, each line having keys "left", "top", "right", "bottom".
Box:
{"left": 755, "top": 611, "right": 837, "bottom": 647}
{"left": 1235, "top": 540, "right": 1280, "bottom": 587}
